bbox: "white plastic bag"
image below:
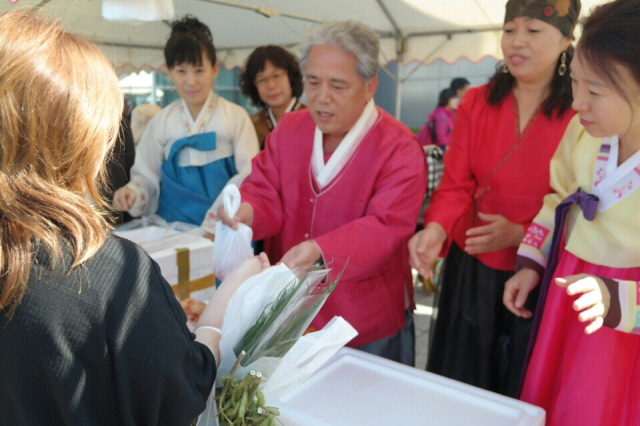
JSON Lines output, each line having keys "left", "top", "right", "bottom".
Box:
{"left": 196, "top": 262, "right": 356, "bottom": 426}
{"left": 212, "top": 185, "right": 253, "bottom": 281}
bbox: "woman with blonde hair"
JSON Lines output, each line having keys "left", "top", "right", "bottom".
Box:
{"left": 0, "top": 10, "right": 263, "bottom": 425}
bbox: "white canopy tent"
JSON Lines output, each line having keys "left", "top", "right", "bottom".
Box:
{"left": 0, "top": 0, "right": 607, "bottom": 70}
{"left": 1, "top": 0, "right": 607, "bottom": 119}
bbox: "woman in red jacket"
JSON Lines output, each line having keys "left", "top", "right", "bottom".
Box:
{"left": 409, "top": 0, "right": 580, "bottom": 397}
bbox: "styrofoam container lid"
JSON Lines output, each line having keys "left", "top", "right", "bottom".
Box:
{"left": 273, "top": 348, "right": 544, "bottom": 426}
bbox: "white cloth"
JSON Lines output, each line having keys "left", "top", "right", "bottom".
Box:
{"left": 591, "top": 135, "right": 640, "bottom": 211}
{"left": 126, "top": 92, "right": 259, "bottom": 233}
{"left": 311, "top": 100, "right": 378, "bottom": 189}
{"left": 267, "top": 97, "right": 299, "bottom": 128}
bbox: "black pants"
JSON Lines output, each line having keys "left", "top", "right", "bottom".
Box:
{"left": 427, "top": 242, "right": 538, "bottom": 397}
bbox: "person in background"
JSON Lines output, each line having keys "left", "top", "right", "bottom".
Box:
{"left": 504, "top": 1, "right": 640, "bottom": 424}
{"left": 450, "top": 77, "right": 470, "bottom": 101}
{"left": 218, "top": 20, "right": 427, "bottom": 365}
{"left": 112, "top": 15, "right": 259, "bottom": 232}
{"left": 0, "top": 10, "right": 268, "bottom": 425}
{"left": 103, "top": 115, "right": 136, "bottom": 225}
{"left": 417, "top": 87, "right": 458, "bottom": 149}
{"left": 239, "top": 45, "right": 305, "bottom": 149}
{"left": 409, "top": 0, "right": 579, "bottom": 396}
{"left": 130, "top": 103, "right": 161, "bottom": 146}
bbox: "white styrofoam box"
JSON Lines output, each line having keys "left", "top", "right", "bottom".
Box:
{"left": 273, "top": 348, "right": 544, "bottom": 426}
{"left": 114, "top": 226, "right": 215, "bottom": 301}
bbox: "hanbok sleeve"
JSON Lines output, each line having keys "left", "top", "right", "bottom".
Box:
{"left": 601, "top": 278, "right": 640, "bottom": 334}
{"left": 238, "top": 128, "right": 285, "bottom": 239}
{"left": 516, "top": 116, "right": 582, "bottom": 273}
{"left": 423, "top": 90, "right": 480, "bottom": 239}
{"left": 126, "top": 112, "right": 167, "bottom": 217}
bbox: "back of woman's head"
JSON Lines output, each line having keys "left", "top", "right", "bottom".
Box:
{"left": 438, "top": 88, "right": 457, "bottom": 107}
{"left": 164, "top": 15, "right": 216, "bottom": 69}
{"left": 0, "top": 10, "right": 122, "bottom": 315}
{"left": 577, "top": 0, "right": 640, "bottom": 97}
{"left": 240, "top": 45, "right": 304, "bottom": 108}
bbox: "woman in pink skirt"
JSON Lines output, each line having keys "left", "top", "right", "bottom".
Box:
{"left": 504, "top": 1, "right": 640, "bottom": 424}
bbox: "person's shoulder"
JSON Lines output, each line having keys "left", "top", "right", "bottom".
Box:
{"left": 462, "top": 85, "right": 488, "bottom": 105}
{"left": 216, "top": 96, "right": 251, "bottom": 118}
{"left": 250, "top": 108, "right": 268, "bottom": 123}
{"left": 566, "top": 114, "right": 590, "bottom": 142}
{"left": 94, "top": 235, "right": 158, "bottom": 273}
{"left": 147, "top": 100, "right": 178, "bottom": 126}
{"left": 277, "top": 108, "right": 314, "bottom": 131}
{"left": 373, "top": 107, "right": 417, "bottom": 140}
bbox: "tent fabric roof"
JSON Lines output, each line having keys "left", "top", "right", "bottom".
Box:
{"left": 2, "top": 0, "right": 605, "bottom": 73}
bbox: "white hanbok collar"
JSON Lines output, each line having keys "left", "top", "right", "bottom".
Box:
{"left": 178, "top": 91, "right": 216, "bottom": 136}
{"left": 268, "top": 97, "right": 298, "bottom": 128}
{"left": 592, "top": 135, "right": 640, "bottom": 210}
{"left": 311, "top": 100, "right": 378, "bottom": 189}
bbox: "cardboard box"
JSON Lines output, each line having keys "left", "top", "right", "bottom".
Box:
{"left": 273, "top": 348, "right": 544, "bottom": 426}
{"left": 114, "top": 226, "right": 215, "bottom": 301}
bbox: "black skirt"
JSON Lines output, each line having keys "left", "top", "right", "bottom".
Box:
{"left": 426, "top": 242, "right": 538, "bottom": 397}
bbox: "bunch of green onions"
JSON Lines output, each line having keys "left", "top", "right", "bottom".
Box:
{"left": 232, "top": 266, "right": 342, "bottom": 367}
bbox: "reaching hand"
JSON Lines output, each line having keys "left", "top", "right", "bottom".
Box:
{"left": 198, "top": 252, "right": 271, "bottom": 328}
{"left": 465, "top": 212, "right": 524, "bottom": 254}
{"left": 195, "top": 252, "right": 270, "bottom": 362}
{"left": 408, "top": 222, "right": 447, "bottom": 279}
{"left": 503, "top": 268, "right": 540, "bottom": 318}
{"left": 280, "top": 241, "right": 322, "bottom": 275}
{"left": 216, "top": 202, "right": 254, "bottom": 231}
{"left": 112, "top": 186, "right": 137, "bottom": 212}
{"left": 556, "top": 274, "right": 610, "bottom": 335}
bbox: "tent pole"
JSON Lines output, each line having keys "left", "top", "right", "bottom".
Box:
{"left": 395, "top": 42, "right": 403, "bottom": 121}
{"left": 375, "top": 0, "right": 405, "bottom": 120}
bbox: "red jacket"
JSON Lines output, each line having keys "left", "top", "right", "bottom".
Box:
{"left": 240, "top": 107, "right": 427, "bottom": 346}
{"left": 424, "top": 85, "right": 575, "bottom": 270}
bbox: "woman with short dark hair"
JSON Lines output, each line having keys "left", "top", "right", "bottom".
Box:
{"left": 239, "top": 45, "right": 305, "bottom": 148}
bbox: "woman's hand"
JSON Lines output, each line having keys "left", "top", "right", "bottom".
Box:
{"left": 216, "top": 202, "right": 254, "bottom": 230}
{"left": 503, "top": 268, "right": 540, "bottom": 318}
{"left": 408, "top": 222, "right": 447, "bottom": 279}
{"left": 112, "top": 186, "right": 137, "bottom": 212}
{"left": 556, "top": 274, "right": 610, "bottom": 335}
{"left": 465, "top": 212, "right": 524, "bottom": 254}
{"left": 195, "top": 253, "right": 270, "bottom": 362}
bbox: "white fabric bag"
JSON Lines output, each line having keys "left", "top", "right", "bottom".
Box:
{"left": 211, "top": 185, "right": 253, "bottom": 280}
{"left": 196, "top": 263, "right": 357, "bottom": 426}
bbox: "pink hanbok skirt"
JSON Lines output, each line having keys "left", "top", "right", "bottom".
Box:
{"left": 520, "top": 250, "right": 640, "bottom": 426}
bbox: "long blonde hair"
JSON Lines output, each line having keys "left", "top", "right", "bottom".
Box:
{"left": 0, "top": 10, "right": 123, "bottom": 315}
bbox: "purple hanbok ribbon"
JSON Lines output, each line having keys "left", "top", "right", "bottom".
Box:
{"left": 518, "top": 188, "right": 599, "bottom": 395}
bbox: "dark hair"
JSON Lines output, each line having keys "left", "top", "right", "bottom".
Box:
{"left": 438, "top": 88, "right": 458, "bottom": 107}
{"left": 164, "top": 15, "right": 216, "bottom": 69}
{"left": 450, "top": 77, "right": 470, "bottom": 91}
{"left": 577, "top": 0, "right": 640, "bottom": 100}
{"left": 486, "top": 45, "right": 574, "bottom": 118}
{"left": 239, "top": 45, "right": 303, "bottom": 108}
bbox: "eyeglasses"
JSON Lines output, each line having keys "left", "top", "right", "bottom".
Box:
{"left": 255, "top": 70, "right": 288, "bottom": 87}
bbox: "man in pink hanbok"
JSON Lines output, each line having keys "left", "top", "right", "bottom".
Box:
{"left": 218, "top": 20, "right": 427, "bottom": 365}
